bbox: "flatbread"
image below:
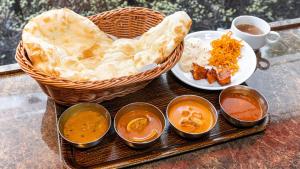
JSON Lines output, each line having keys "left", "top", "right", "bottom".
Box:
{"left": 134, "top": 11, "right": 192, "bottom": 68}
{"left": 22, "top": 9, "right": 191, "bottom": 81}
{"left": 22, "top": 8, "right": 113, "bottom": 77}
{"left": 107, "top": 38, "right": 138, "bottom": 58}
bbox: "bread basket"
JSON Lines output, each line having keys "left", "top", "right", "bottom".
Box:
{"left": 15, "top": 7, "right": 184, "bottom": 105}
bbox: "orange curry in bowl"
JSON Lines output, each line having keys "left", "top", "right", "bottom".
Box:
{"left": 168, "top": 99, "right": 214, "bottom": 134}
{"left": 116, "top": 109, "right": 163, "bottom": 142}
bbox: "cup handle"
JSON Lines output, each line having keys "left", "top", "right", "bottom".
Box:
{"left": 266, "top": 31, "right": 280, "bottom": 44}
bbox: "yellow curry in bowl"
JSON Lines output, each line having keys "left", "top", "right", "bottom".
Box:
{"left": 63, "top": 110, "right": 109, "bottom": 144}
{"left": 58, "top": 103, "right": 111, "bottom": 148}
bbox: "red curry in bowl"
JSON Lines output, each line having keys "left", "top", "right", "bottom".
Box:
{"left": 220, "top": 92, "right": 263, "bottom": 121}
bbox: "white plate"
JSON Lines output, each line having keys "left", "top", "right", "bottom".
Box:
{"left": 171, "top": 31, "right": 257, "bottom": 90}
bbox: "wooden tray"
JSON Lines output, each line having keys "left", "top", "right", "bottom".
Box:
{"left": 55, "top": 72, "right": 269, "bottom": 169}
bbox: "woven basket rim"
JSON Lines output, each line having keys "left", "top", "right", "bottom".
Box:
{"left": 15, "top": 7, "right": 183, "bottom": 90}
{"left": 89, "top": 6, "right": 166, "bottom": 18}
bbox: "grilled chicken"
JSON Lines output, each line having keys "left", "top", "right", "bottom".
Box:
{"left": 207, "top": 68, "right": 217, "bottom": 84}
{"left": 191, "top": 63, "right": 207, "bottom": 80}
{"left": 191, "top": 63, "right": 231, "bottom": 86}
{"left": 216, "top": 69, "right": 231, "bottom": 85}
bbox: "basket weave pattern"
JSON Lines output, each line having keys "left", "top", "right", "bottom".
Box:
{"left": 15, "top": 7, "right": 184, "bottom": 105}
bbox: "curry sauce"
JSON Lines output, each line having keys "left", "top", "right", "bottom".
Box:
{"left": 63, "top": 111, "right": 109, "bottom": 143}
{"left": 221, "top": 93, "right": 263, "bottom": 121}
{"left": 168, "top": 100, "right": 214, "bottom": 134}
{"left": 117, "top": 109, "right": 163, "bottom": 142}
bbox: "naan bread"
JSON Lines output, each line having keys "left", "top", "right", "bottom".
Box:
{"left": 22, "top": 8, "right": 113, "bottom": 77}
{"left": 134, "top": 11, "right": 192, "bottom": 68}
{"left": 22, "top": 9, "right": 191, "bottom": 81}
{"left": 56, "top": 51, "right": 138, "bottom": 81}
{"left": 108, "top": 38, "right": 138, "bottom": 57}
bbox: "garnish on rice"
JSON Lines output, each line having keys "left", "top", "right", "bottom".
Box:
{"left": 209, "top": 32, "right": 242, "bottom": 75}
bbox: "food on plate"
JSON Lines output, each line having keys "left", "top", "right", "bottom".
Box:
{"left": 179, "top": 38, "right": 210, "bottom": 72}
{"left": 179, "top": 31, "right": 243, "bottom": 86}
{"left": 220, "top": 92, "right": 263, "bottom": 121}
{"left": 191, "top": 63, "right": 207, "bottom": 80}
{"left": 209, "top": 32, "right": 242, "bottom": 75}
{"left": 116, "top": 109, "right": 163, "bottom": 142}
{"left": 63, "top": 110, "right": 109, "bottom": 143}
{"left": 216, "top": 68, "right": 231, "bottom": 85}
{"left": 191, "top": 63, "right": 231, "bottom": 86}
{"left": 168, "top": 99, "right": 214, "bottom": 133}
{"left": 206, "top": 68, "right": 217, "bottom": 84}
{"left": 22, "top": 8, "right": 191, "bottom": 81}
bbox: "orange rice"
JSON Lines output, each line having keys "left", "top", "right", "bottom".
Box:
{"left": 209, "top": 32, "right": 242, "bottom": 74}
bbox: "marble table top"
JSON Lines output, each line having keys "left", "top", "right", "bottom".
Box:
{"left": 0, "top": 19, "right": 299, "bottom": 168}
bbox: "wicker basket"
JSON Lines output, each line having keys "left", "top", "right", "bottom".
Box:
{"left": 15, "top": 7, "right": 184, "bottom": 105}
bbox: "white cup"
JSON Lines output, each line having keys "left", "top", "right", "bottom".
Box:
{"left": 231, "top": 15, "right": 280, "bottom": 50}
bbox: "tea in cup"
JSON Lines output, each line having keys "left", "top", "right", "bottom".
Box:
{"left": 231, "top": 15, "right": 280, "bottom": 50}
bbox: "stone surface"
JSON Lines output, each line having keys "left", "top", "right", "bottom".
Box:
{"left": 0, "top": 72, "right": 62, "bottom": 169}
{"left": 0, "top": 21, "right": 300, "bottom": 168}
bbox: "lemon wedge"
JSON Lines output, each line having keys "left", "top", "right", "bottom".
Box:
{"left": 126, "top": 117, "right": 149, "bottom": 132}
{"left": 130, "top": 129, "right": 158, "bottom": 142}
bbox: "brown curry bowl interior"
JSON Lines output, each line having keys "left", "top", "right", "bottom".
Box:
{"left": 58, "top": 103, "right": 111, "bottom": 148}
{"left": 219, "top": 85, "right": 269, "bottom": 127}
{"left": 114, "top": 102, "right": 166, "bottom": 149}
